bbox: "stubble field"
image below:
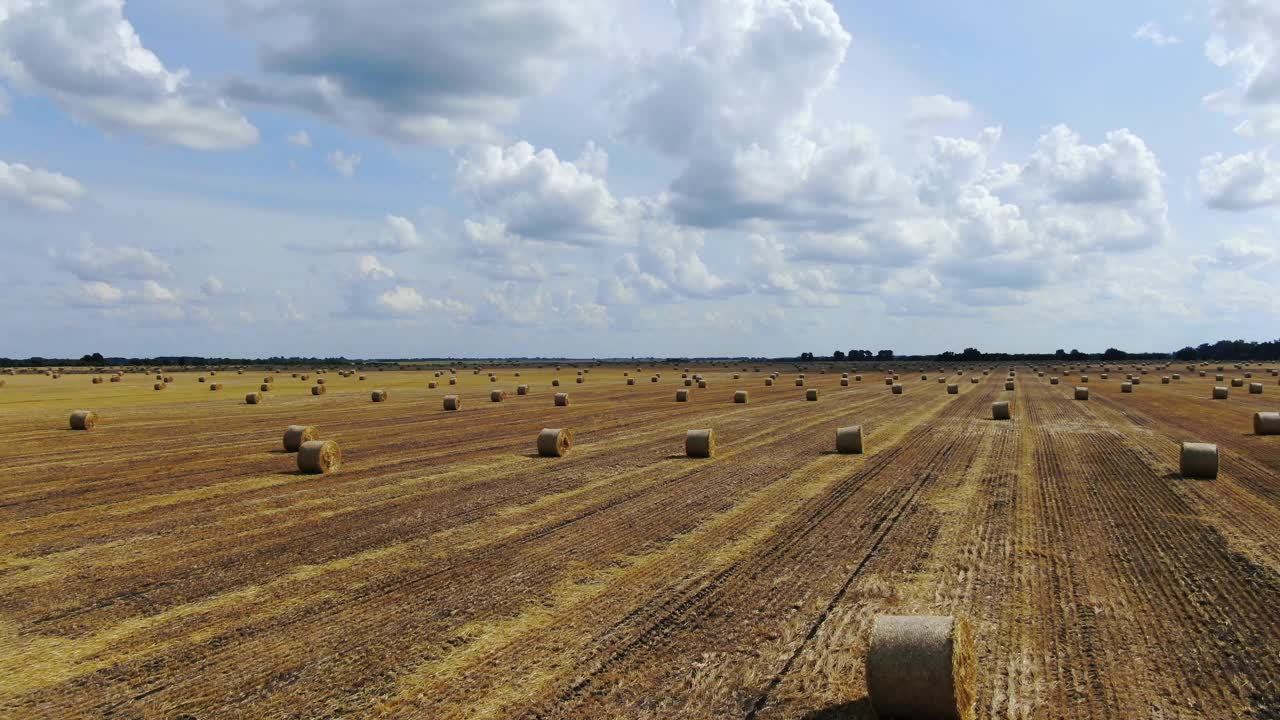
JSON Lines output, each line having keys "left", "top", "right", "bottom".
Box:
{"left": 1, "top": 364, "right": 1278, "bottom": 719}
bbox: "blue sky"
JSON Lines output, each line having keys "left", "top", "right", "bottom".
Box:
{"left": 1, "top": 0, "right": 1277, "bottom": 358}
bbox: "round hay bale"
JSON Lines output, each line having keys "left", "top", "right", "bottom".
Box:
{"left": 676, "top": 389, "right": 690, "bottom": 402}
{"left": 806, "top": 388, "right": 819, "bottom": 401}
{"left": 921, "top": 375, "right": 929, "bottom": 381}
{"left": 490, "top": 376, "right": 498, "bottom": 383}
{"left": 1080, "top": 376, "right": 1089, "bottom": 383}
{"left": 360, "top": 375, "right": 368, "bottom": 381}
{"left": 684, "top": 378, "right": 693, "bottom": 387}
{"left": 1131, "top": 377, "right": 1141, "bottom": 385}
{"left": 1101, "top": 373, "right": 1110, "bottom": 380}
{"left": 490, "top": 390, "right": 506, "bottom": 402}
{"left": 938, "top": 377, "right": 946, "bottom": 384}
{"left": 1050, "top": 377, "right": 1059, "bottom": 385}
{"left": 517, "top": 384, "right": 529, "bottom": 395}
{"left": 283, "top": 425, "right": 319, "bottom": 452}
{"left": 537, "top": 428, "right": 573, "bottom": 457}
{"left": 263, "top": 377, "right": 272, "bottom": 384}
{"left": 1216, "top": 374, "right": 1225, "bottom": 381}
{"left": 627, "top": 378, "right": 636, "bottom": 385}
{"left": 260, "top": 383, "right": 271, "bottom": 392}
{"left": 1074, "top": 387, "right": 1089, "bottom": 401}
{"left": 947, "top": 383, "right": 959, "bottom": 394}
{"left": 836, "top": 425, "right": 863, "bottom": 454}
{"left": 891, "top": 384, "right": 903, "bottom": 395}
{"left": 970, "top": 377, "right": 979, "bottom": 384}
{"left": 210, "top": 383, "right": 222, "bottom": 391}
{"left": 196, "top": 376, "right": 205, "bottom": 383}
{"left": 429, "top": 381, "right": 438, "bottom": 389}
{"left": 733, "top": 390, "right": 748, "bottom": 404}
{"left": 245, "top": 392, "right": 262, "bottom": 404}
{"left": 297, "top": 439, "right": 341, "bottom": 474}
{"left": 795, "top": 378, "right": 805, "bottom": 387}
{"left": 651, "top": 376, "right": 659, "bottom": 383}
{"left": 1249, "top": 382, "right": 1263, "bottom": 394}
{"left": 311, "top": 384, "right": 326, "bottom": 395}
{"left": 1180, "top": 442, "right": 1219, "bottom": 479}
{"left": 69, "top": 410, "right": 98, "bottom": 430}
{"left": 1231, "top": 378, "right": 1245, "bottom": 387}
{"left": 154, "top": 382, "right": 166, "bottom": 391}
{"left": 576, "top": 376, "right": 585, "bottom": 384}
{"left": 855, "top": 375, "right": 863, "bottom": 381}
{"left": 992, "top": 401, "right": 1011, "bottom": 420}
{"left": 685, "top": 429, "right": 715, "bottom": 458}
{"left": 315, "top": 377, "right": 325, "bottom": 385}
{"left": 698, "top": 380, "right": 708, "bottom": 389}
{"left": 554, "top": 392, "right": 570, "bottom": 407}
{"left": 1253, "top": 412, "right": 1280, "bottom": 435}
{"left": 1172, "top": 373, "right": 1181, "bottom": 380}
{"left": 443, "top": 395, "right": 461, "bottom": 411}
{"left": 866, "top": 615, "right": 975, "bottom": 720}
{"left": 765, "top": 377, "right": 774, "bottom": 386}
{"left": 1213, "top": 386, "right": 1229, "bottom": 400}
{"left": 110, "top": 375, "right": 121, "bottom": 382}
{"left": 841, "top": 378, "right": 850, "bottom": 386}
{"left": 1161, "top": 376, "right": 1170, "bottom": 384}
{"left": 884, "top": 378, "right": 893, "bottom": 386}
{"left": 1122, "top": 382, "right": 1133, "bottom": 393}
{"left": 1004, "top": 381, "right": 1014, "bottom": 391}
{"left": 371, "top": 390, "right": 388, "bottom": 402}
{"left": 552, "top": 379, "right": 561, "bottom": 387}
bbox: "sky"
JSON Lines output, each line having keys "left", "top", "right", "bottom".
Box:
{"left": 1, "top": 0, "right": 1278, "bottom": 359}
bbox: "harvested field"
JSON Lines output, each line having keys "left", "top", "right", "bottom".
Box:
{"left": 0, "top": 366, "right": 1277, "bottom": 719}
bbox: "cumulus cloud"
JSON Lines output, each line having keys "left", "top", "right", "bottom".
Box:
{"left": 613, "top": 0, "right": 912, "bottom": 230}
{"left": 224, "top": 0, "right": 609, "bottom": 145}
{"left": 141, "top": 279, "right": 177, "bottom": 303}
{"left": 53, "top": 238, "right": 172, "bottom": 281}
{"left": 1134, "top": 22, "right": 1181, "bottom": 46}
{"left": 0, "top": 0, "right": 258, "bottom": 150}
{"left": 376, "top": 285, "right": 425, "bottom": 314}
{"left": 79, "top": 280, "right": 124, "bottom": 306}
{"left": 906, "top": 94, "right": 975, "bottom": 124}
{"left": 455, "top": 141, "right": 622, "bottom": 245}
{"left": 286, "top": 129, "right": 311, "bottom": 147}
{"left": 0, "top": 159, "right": 85, "bottom": 212}
{"left": 1202, "top": 0, "right": 1280, "bottom": 139}
{"left": 201, "top": 276, "right": 224, "bottom": 296}
{"left": 1214, "top": 232, "right": 1277, "bottom": 267}
{"left": 326, "top": 149, "right": 361, "bottom": 178}
{"left": 1198, "top": 148, "right": 1280, "bottom": 209}
{"left": 345, "top": 254, "right": 470, "bottom": 318}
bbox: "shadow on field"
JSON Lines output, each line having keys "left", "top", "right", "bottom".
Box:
{"left": 802, "top": 697, "right": 874, "bottom": 719}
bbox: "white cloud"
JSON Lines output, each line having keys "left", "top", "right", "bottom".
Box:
{"left": 906, "top": 94, "right": 975, "bottom": 124}
{"left": 357, "top": 254, "right": 395, "bottom": 279}
{"left": 224, "top": 0, "right": 610, "bottom": 145}
{"left": 0, "top": 159, "right": 85, "bottom": 212}
{"left": 1214, "top": 232, "right": 1277, "bottom": 267}
{"left": 455, "top": 141, "right": 622, "bottom": 245}
{"left": 376, "top": 285, "right": 425, "bottom": 314}
{"left": 1134, "top": 22, "right": 1182, "bottom": 46}
{"left": 286, "top": 129, "right": 311, "bottom": 147}
{"left": 332, "top": 214, "right": 423, "bottom": 253}
{"left": 0, "top": 85, "right": 9, "bottom": 116}
{"left": 141, "top": 279, "right": 177, "bottom": 303}
{"left": 326, "top": 149, "right": 361, "bottom": 178}
{"left": 79, "top": 280, "right": 124, "bottom": 306}
{"left": 53, "top": 238, "right": 172, "bottom": 281}
{"left": 0, "top": 0, "right": 258, "bottom": 150}
{"left": 1198, "top": 148, "right": 1280, "bottom": 209}
{"left": 201, "top": 276, "right": 224, "bottom": 296}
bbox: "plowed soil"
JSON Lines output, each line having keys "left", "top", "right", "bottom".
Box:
{"left": 1, "top": 366, "right": 1277, "bottom": 719}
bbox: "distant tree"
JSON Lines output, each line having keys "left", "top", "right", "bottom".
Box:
{"left": 1174, "top": 346, "right": 1198, "bottom": 361}
{"left": 832, "top": 350, "right": 846, "bottom": 360}
{"left": 848, "top": 349, "right": 873, "bottom": 360}
{"left": 961, "top": 347, "right": 982, "bottom": 360}
{"left": 799, "top": 351, "right": 815, "bottom": 361}
{"left": 1068, "top": 349, "right": 1084, "bottom": 358}
{"left": 939, "top": 351, "right": 956, "bottom": 360}
{"left": 877, "top": 349, "right": 894, "bottom": 359}
{"left": 1055, "top": 349, "right": 1067, "bottom": 358}
{"left": 1102, "top": 347, "right": 1127, "bottom": 360}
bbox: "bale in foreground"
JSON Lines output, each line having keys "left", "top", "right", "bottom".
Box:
{"left": 297, "top": 439, "right": 341, "bottom": 474}
{"left": 69, "top": 410, "right": 98, "bottom": 431}
{"left": 536, "top": 428, "right": 573, "bottom": 457}
{"left": 733, "top": 390, "right": 748, "bottom": 404}
{"left": 283, "top": 424, "right": 319, "bottom": 452}
{"left": 686, "top": 429, "right": 715, "bottom": 458}
{"left": 992, "top": 401, "right": 1011, "bottom": 420}
{"left": 245, "top": 392, "right": 262, "bottom": 404}
{"left": 443, "top": 395, "right": 461, "bottom": 411}
{"left": 1254, "top": 412, "right": 1280, "bottom": 435}
{"left": 1075, "top": 387, "right": 1089, "bottom": 400}
{"left": 371, "top": 390, "right": 389, "bottom": 402}
{"left": 836, "top": 425, "right": 863, "bottom": 454}
{"left": 1179, "top": 442, "right": 1219, "bottom": 479}
{"left": 866, "top": 614, "right": 976, "bottom": 720}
